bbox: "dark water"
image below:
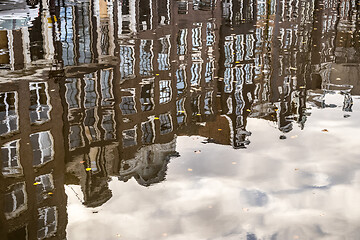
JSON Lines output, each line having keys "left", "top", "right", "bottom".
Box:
{"left": 1, "top": 0, "right": 360, "bottom": 239}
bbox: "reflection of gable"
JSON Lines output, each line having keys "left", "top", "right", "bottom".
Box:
{"left": 119, "top": 137, "right": 177, "bottom": 186}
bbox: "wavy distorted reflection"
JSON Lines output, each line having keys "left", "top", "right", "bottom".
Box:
{"left": 1, "top": 0, "right": 360, "bottom": 239}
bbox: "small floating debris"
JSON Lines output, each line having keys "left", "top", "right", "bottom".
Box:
{"left": 322, "top": 129, "right": 329, "bottom": 132}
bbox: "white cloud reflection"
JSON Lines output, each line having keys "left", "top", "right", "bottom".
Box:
{"left": 66, "top": 99, "right": 360, "bottom": 240}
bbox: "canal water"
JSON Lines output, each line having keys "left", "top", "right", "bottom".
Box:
{"left": 1, "top": 0, "right": 360, "bottom": 239}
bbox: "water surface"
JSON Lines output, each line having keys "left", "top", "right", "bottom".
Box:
{"left": 1, "top": 0, "right": 360, "bottom": 239}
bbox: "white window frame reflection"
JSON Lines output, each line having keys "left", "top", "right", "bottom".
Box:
{"left": 122, "top": 126, "right": 137, "bottom": 148}
{"left": 35, "top": 173, "right": 54, "bottom": 201}
{"left": 4, "top": 182, "right": 27, "bottom": 220}
{"left": 0, "top": 91, "right": 19, "bottom": 137}
{"left": 159, "top": 112, "right": 173, "bottom": 135}
{"left": 30, "top": 131, "right": 54, "bottom": 167}
{"left": 1, "top": 139, "right": 22, "bottom": 177}
{"left": 37, "top": 206, "right": 58, "bottom": 240}
{"left": 159, "top": 80, "right": 172, "bottom": 104}
{"left": 29, "top": 82, "right": 52, "bottom": 124}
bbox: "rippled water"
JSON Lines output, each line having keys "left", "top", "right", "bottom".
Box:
{"left": 1, "top": 0, "right": 360, "bottom": 239}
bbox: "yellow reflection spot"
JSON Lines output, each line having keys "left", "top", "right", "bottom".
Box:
{"left": 33, "top": 182, "right": 41, "bottom": 186}
{"left": 187, "top": 168, "right": 193, "bottom": 172}
{"left": 218, "top": 129, "right": 222, "bottom": 131}
{"left": 116, "top": 234, "right": 121, "bottom": 238}
{"left": 196, "top": 114, "right": 201, "bottom": 116}
{"left": 235, "top": 61, "right": 240, "bottom": 63}
{"left": 178, "top": 111, "right": 185, "bottom": 113}
{"left": 86, "top": 168, "right": 92, "bottom": 171}
{"left": 154, "top": 117, "right": 159, "bottom": 120}
{"left": 156, "top": 74, "right": 160, "bottom": 76}
{"left": 246, "top": 109, "right": 251, "bottom": 112}
{"left": 48, "top": 192, "right": 53, "bottom": 195}
{"left": 274, "top": 108, "right": 279, "bottom": 111}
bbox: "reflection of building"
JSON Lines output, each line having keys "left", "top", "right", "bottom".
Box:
{"left": 0, "top": 79, "right": 67, "bottom": 239}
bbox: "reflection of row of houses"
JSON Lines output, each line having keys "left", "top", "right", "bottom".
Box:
{"left": 61, "top": 0, "right": 224, "bottom": 207}
{"left": 0, "top": 79, "right": 67, "bottom": 239}
{"left": 2, "top": 0, "right": 360, "bottom": 238}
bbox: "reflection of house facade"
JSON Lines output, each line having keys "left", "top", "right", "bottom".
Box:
{"left": 0, "top": 0, "right": 55, "bottom": 72}
{"left": 59, "top": 0, "right": 223, "bottom": 206}
{"left": 0, "top": 79, "right": 67, "bottom": 239}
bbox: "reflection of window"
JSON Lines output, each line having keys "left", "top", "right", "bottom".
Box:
{"left": 159, "top": 113, "right": 172, "bottom": 135}
{"left": 78, "top": 3, "right": 92, "bottom": 64}
{"left": 84, "top": 108, "right": 99, "bottom": 142}
{"left": 177, "top": 29, "right": 187, "bottom": 55}
{"left": 141, "top": 120, "right": 154, "bottom": 144}
{"left": 141, "top": 82, "right": 154, "bottom": 111}
{"left": 204, "top": 91, "right": 213, "bottom": 115}
{"left": 159, "top": 80, "right": 172, "bottom": 104}
{"left": 244, "top": 63, "right": 253, "bottom": 84}
{"left": 60, "top": 6, "right": 75, "bottom": 66}
{"left": 176, "top": 66, "right": 186, "bottom": 95}
{"left": 100, "top": 69, "right": 114, "bottom": 106}
{"left": 235, "top": 90, "right": 244, "bottom": 116}
{"left": 65, "top": 78, "right": 80, "bottom": 109}
{"left": 84, "top": 74, "right": 97, "bottom": 108}
{"left": 30, "top": 131, "right": 54, "bottom": 167}
{"left": 35, "top": 173, "right": 54, "bottom": 201}
{"left": 158, "top": 0, "right": 170, "bottom": 25}
{"left": 37, "top": 206, "right": 57, "bottom": 240}
{"left": 69, "top": 125, "right": 84, "bottom": 150}
{"left": 29, "top": 82, "right": 51, "bottom": 124}
{"left": 123, "top": 127, "right": 137, "bottom": 147}
{"left": 235, "top": 34, "right": 245, "bottom": 62}
{"left": 192, "top": 25, "right": 202, "bottom": 51}
{"left": 0, "top": 91, "right": 18, "bottom": 136}
{"left": 139, "top": 40, "right": 153, "bottom": 76}
{"left": 224, "top": 37, "right": 234, "bottom": 67}
{"left": 102, "top": 110, "right": 116, "bottom": 140}
{"left": 120, "top": 96, "right": 137, "bottom": 115}
{"left": 157, "top": 36, "right": 171, "bottom": 71}
{"left": 224, "top": 68, "right": 233, "bottom": 93}
{"left": 119, "top": 46, "right": 135, "bottom": 79}
{"left": 191, "top": 95, "right": 200, "bottom": 116}
{"left": 190, "top": 62, "right": 201, "bottom": 86}
{"left": 176, "top": 98, "right": 186, "bottom": 125}
{"left": 206, "top": 22, "right": 215, "bottom": 46}
{"left": 177, "top": 1, "right": 188, "bottom": 14}
{"left": 4, "top": 182, "right": 27, "bottom": 219}
{"left": 245, "top": 34, "right": 255, "bottom": 60}
{"left": 1, "top": 140, "right": 22, "bottom": 177}
{"left": 100, "top": 24, "right": 110, "bottom": 55}
{"left": 205, "top": 59, "right": 214, "bottom": 83}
